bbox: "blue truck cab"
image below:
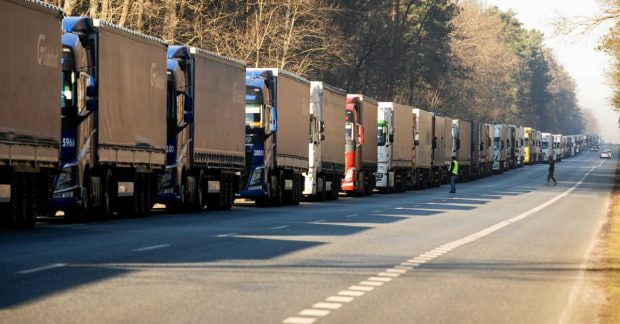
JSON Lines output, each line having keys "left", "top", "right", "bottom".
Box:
{"left": 158, "top": 46, "right": 194, "bottom": 207}
{"left": 52, "top": 17, "right": 98, "bottom": 212}
{"left": 240, "top": 70, "right": 276, "bottom": 203}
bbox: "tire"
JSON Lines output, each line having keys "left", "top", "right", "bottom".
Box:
{"left": 272, "top": 172, "right": 284, "bottom": 206}
{"left": 102, "top": 170, "right": 117, "bottom": 218}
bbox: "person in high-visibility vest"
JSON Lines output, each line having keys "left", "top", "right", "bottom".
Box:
{"left": 449, "top": 156, "right": 458, "bottom": 193}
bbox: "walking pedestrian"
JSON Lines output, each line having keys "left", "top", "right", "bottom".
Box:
{"left": 547, "top": 158, "right": 557, "bottom": 185}
{"left": 449, "top": 156, "right": 458, "bottom": 193}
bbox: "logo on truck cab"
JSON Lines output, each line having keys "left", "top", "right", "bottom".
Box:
{"left": 37, "top": 34, "right": 59, "bottom": 68}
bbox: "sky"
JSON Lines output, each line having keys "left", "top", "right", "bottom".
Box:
{"left": 484, "top": 0, "right": 620, "bottom": 143}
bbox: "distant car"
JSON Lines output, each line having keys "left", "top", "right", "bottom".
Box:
{"left": 591, "top": 147, "right": 599, "bottom": 152}
{"left": 600, "top": 150, "right": 612, "bottom": 159}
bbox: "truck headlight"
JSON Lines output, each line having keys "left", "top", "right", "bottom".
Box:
{"left": 250, "top": 167, "right": 264, "bottom": 185}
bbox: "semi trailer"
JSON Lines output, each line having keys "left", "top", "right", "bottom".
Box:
{"left": 303, "top": 82, "right": 345, "bottom": 201}
{"left": 376, "top": 102, "right": 414, "bottom": 193}
{"left": 342, "top": 95, "right": 378, "bottom": 196}
{"left": 51, "top": 18, "right": 167, "bottom": 220}
{"left": 1, "top": 0, "right": 62, "bottom": 227}
{"left": 240, "top": 68, "right": 309, "bottom": 206}
{"left": 159, "top": 46, "right": 245, "bottom": 211}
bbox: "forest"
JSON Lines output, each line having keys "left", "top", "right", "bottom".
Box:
{"left": 49, "top": 0, "right": 592, "bottom": 134}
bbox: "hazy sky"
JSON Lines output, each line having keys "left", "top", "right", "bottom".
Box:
{"left": 484, "top": 0, "right": 620, "bottom": 142}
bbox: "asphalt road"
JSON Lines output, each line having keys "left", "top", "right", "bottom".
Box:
{"left": 0, "top": 147, "right": 616, "bottom": 324}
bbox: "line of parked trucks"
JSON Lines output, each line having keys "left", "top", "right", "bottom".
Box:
{"left": 0, "top": 0, "right": 600, "bottom": 228}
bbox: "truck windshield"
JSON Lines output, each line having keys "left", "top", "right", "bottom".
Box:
{"left": 61, "top": 71, "right": 76, "bottom": 110}
{"left": 245, "top": 104, "right": 262, "bottom": 130}
{"left": 542, "top": 142, "right": 549, "bottom": 149}
{"left": 345, "top": 122, "right": 354, "bottom": 142}
{"left": 493, "top": 137, "right": 500, "bottom": 149}
{"left": 524, "top": 138, "right": 529, "bottom": 145}
{"left": 377, "top": 125, "right": 386, "bottom": 146}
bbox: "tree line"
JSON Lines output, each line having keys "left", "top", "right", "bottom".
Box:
{"left": 50, "top": 0, "right": 587, "bottom": 134}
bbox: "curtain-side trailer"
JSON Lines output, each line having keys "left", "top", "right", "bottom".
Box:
{"left": 1, "top": 0, "right": 62, "bottom": 227}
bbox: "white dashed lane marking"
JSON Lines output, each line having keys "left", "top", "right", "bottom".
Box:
{"left": 132, "top": 244, "right": 170, "bottom": 252}
{"left": 282, "top": 164, "right": 599, "bottom": 323}
{"left": 215, "top": 233, "right": 237, "bottom": 238}
{"left": 17, "top": 263, "right": 66, "bottom": 274}
{"left": 272, "top": 225, "right": 290, "bottom": 230}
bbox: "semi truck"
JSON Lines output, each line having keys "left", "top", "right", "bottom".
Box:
{"left": 442, "top": 115, "right": 453, "bottom": 183}
{"left": 303, "top": 82, "right": 345, "bottom": 201}
{"left": 1, "top": 0, "right": 62, "bottom": 227}
{"left": 342, "top": 95, "right": 378, "bottom": 196}
{"left": 481, "top": 123, "right": 493, "bottom": 176}
{"left": 517, "top": 127, "right": 525, "bottom": 167}
{"left": 432, "top": 114, "right": 447, "bottom": 185}
{"left": 493, "top": 124, "right": 507, "bottom": 173}
{"left": 507, "top": 125, "right": 517, "bottom": 169}
{"left": 413, "top": 108, "right": 436, "bottom": 188}
{"left": 51, "top": 18, "right": 167, "bottom": 220}
{"left": 541, "top": 133, "right": 552, "bottom": 162}
{"left": 376, "top": 102, "right": 414, "bottom": 193}
{"left": 471, "top": 120, "right": 481, "bottom": 179}
{"left": 452, "top": 119, "right": 472, "bottom": 181}
{"left": 524, "top": 127, "right": 533, "bottom": 165}
{"left": 552, "top": 134, "right": 562, "bottom": 161}
{"left": 159, "top": 46, "right": 245, "bottom": 211}
{"left": 534, "top": 130, "right": 542, "bottom": 163}
{"left": 240, "top": 68, "right": 309, "bottom": 206}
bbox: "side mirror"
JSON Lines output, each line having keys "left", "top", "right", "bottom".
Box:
{"left": 414, "top": 140, "right": 420, "bottom": 147}
{"left": 320, "top": 121, "right": 325, "bottom": 133}
{"left": 456, "top": 139, "right": 461, "bottom": 150}
{"left": 357, "top": 124, "right": 365, "bottom": 146}
{"left": 432, "top": 137, "right": 437, "bottom": 149}
{"left": 389, "top": 134, "right": 394, "bottom": 143}
{"left": 270, "top": 106, "right": 277, "bottom": 132}
{"left": 320, "top": 134, "right": 325, "bottom": 141}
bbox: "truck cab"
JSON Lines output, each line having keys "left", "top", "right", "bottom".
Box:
{"left": 242, "top": 70, "right": 275, "bottom": 201}
{"left": 53, "top": 17, "right": 98, "bottom": 214}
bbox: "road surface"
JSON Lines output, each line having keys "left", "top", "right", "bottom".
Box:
{"left": 0, "top": 148, "right": 616, "bottom": 323}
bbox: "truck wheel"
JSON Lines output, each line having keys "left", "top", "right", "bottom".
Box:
{"left": 272, "top": 172, "right": 284, "bottom": 206}
{"left": 102, "top": 170, "right": 117, "bottom": 218}
{"left": 190, "top": 172, "right": 205, "bottom": 212}
{"left": 221, "top": 174, "right": 233, "bottom": 210}
{"left": 317, "top": 175, "right": 326, "bottom": 202}
{"left": 292, "top": 174, "right": 301, "bottom": 205}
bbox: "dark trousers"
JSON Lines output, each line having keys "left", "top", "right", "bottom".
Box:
{"left": 547, "top": 172, "right": 557, "bottom": 184}
{"left": 450, "top": 175, "right": 457, "bottom": 192}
